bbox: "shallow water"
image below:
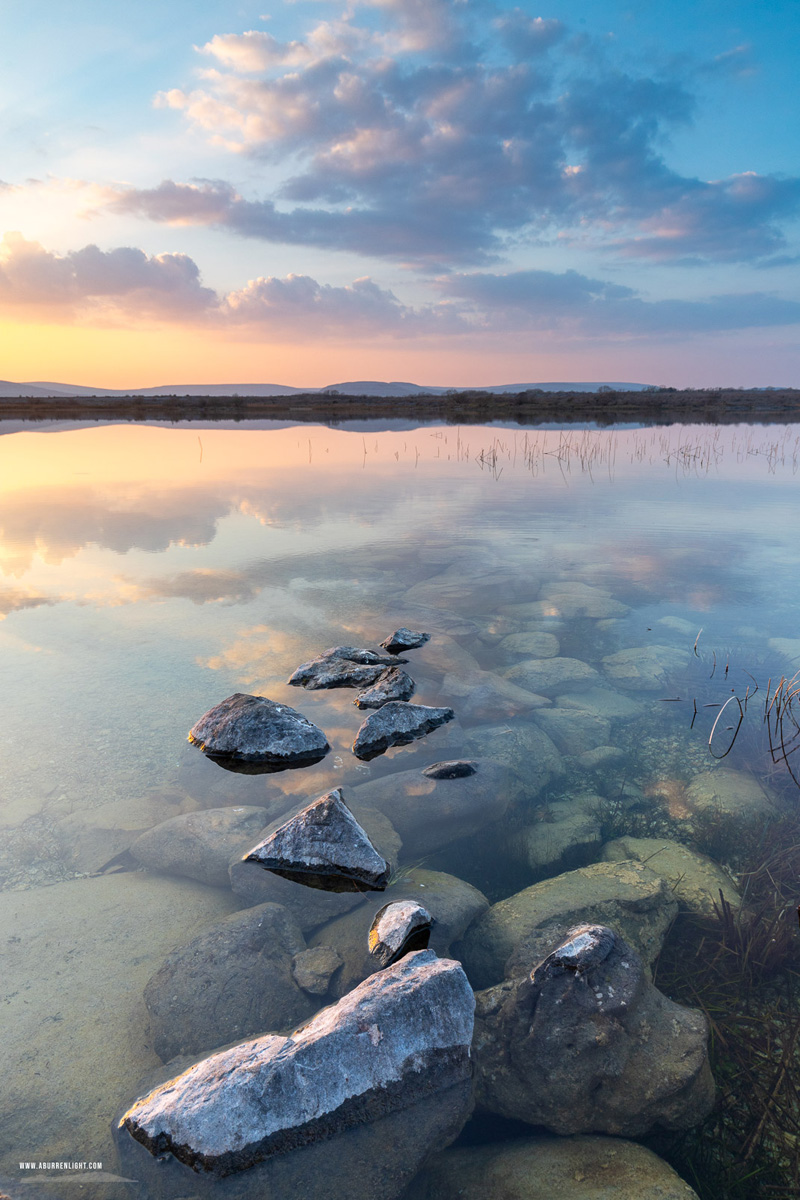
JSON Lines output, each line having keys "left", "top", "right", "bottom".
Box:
{"left": 2, "top": 420, "right": 800, "bottom": 1198}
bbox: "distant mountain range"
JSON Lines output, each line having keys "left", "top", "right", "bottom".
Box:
{"left": 0, "top": 378, "right": 651, "bottom": 399}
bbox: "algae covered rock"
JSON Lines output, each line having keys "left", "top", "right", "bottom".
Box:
{"left": 684, "top": 768, "right": 777, "bottom": 823}
{"left": 601, "top": 645, "right": 688, "bottom": 692}
{"left": 602, "top": 836, "right": 741, "bottom": 917}
{"left": 456, "top": 860, "right": 678, "bottom": 989}
{"left": 131, "top": 806, "right": 269, "bottom": 887}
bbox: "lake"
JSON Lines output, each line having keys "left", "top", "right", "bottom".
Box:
{"left": 2, "top": 419, "right": 800, "bottom": 1200}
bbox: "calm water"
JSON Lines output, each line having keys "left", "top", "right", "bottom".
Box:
{"left": 2, "top": 420, "right": 800, "bottom": 1199}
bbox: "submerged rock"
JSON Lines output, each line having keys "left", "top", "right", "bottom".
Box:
{"left": 291, "top": 946, "right": 343, "bottom": 995}
{"left": 496, "top": 632, "right": 560, "bottom": 663}
{"left": 143, "top": 903, "right": 315, "bottom": 1062}
{"left": 408, "top": 1131, "right": 701, "bottom": 1199}
{"left": 464, "top": 721, "right": 562, "bottom": 798}
{"left": 684, "top": 768, "right": 777, "bottom": 823}
{"left": 368, "top": 901, "right": 434, "bottom": 968}
{"left": 521, "top": 799, "right": 602, "bottom": 871}
{"left": 601, "top": 645, "right": 689, "bottom": 692}
{"left": 472, "top": 925, "right": 714, "bottom": 1137}
{"left": 354, "top": 667, "right": 416, "bottom": 708}
{"left": 352, "top": 701, "right": 455, "bottom": 760}
{"left": 244, "top": 788, "right": 390, "bottom": 893}
{"left": 602, "top": 836, "right": 741, "bottom": 917}
{"left": 380, "top": 628, "right": 430, "bottom": 653}
{"left": 505, "top": 657, "right": 600, "bottom": 696}
{"left": 456, "top": 860, "right": 678, "bottom": 990}
{"left": 120, "top": 950, "right": 475, "bottom": 1176}
{"left": 533, "top": 708, "right": 611, "bottom": 756}
{"left": 351, "top": 758, "right": 522, "bottom": 856}
{"left": 188, "top": 693, "right": 329, "bottom": 773}
{"left": 130, "top": 806, "right": 269, "bottom": 887}
{"left": 441, "top": 669, "right": 550, "bottom": 724}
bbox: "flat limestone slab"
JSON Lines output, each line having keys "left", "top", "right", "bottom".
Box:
{"left": 0, "top": 873, "right": 240, "bottom": 1177}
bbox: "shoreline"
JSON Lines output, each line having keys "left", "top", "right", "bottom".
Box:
{"left": 2, "top": 387, "right": 800, "bottom": 427}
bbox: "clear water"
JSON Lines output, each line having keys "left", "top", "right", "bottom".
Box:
{"left": 2, "top": 420, "right": 800, "bottom": 1199}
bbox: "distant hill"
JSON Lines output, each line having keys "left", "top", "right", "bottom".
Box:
{"left": 1, "top": 378, "right": 651, "bottom": 398}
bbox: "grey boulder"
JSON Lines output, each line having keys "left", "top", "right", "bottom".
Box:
{"left": 352, "top": 701, "right": 455, "bottom": 760}
{"left": 291, "top": 946, "right": 343, "bottom": 995}
{"left": 188, "top": 693, "right": 329, "bottom": 772}
{"left": 289, "top": 646, "right": 405, "bottom": 687}
{"left": 120, "top": 950, "right": 475, "bottom": 1176}
{"left": 368, "top": 901, "right": 433, "bottom": 968}
{"left": 244, "top": 788, "right": 390, "bottom": 893}
{"left": 354, "top": 667, "right": 416, "bottom": 708}
{"left": 143, "top": 903, "right": 315, "bottom": 1062}
{"left": 472, "top": 924, "right": 714, "bottom": 1137}
{"left": 130, "top": 806, "right": 269, "bottom": 887}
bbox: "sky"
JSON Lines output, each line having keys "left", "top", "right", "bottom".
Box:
{"left": 0, "top": 0, "right": 798, "bottom": 388}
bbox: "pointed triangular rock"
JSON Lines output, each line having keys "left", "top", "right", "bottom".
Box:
{"left": 245, "top": 789, "right": 390, "bottom": 893}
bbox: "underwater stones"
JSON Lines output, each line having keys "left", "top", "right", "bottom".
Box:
{"left": 441, "top": 669, "right": 550, "bottom": 724}
{"left": 130, "top": 806, "right": 269, "bottom": 887}
{"left": 354, "top": 667, "right": 415, "bottom": 708}
{"left": 456, "top": 860, "right": 678, "bottom": 990}
{"left": 538, "top": 581, "right": 630, "bottom": 620}
{"left": 143, "top": 903, "right": 315, "bottom": 1062}
{"left": 684, "top": 768, "right": 778, "bottom": 823}
{"left": 556, "top": 686, "right": 642, "bottom": 722}
{"left": 352, "top": 701, "right": 455, "bottom": 760}
{"left": 351, "top": 759, "right": 521, "bottom": 856}
{"left": 380, "top": 628, "right": 430, "bottom": 654}
{"left": 601, "top": 645, "right": 689, "bottom": 692}
{"left": 767, "top": 635, "right": 800, "bottom": 665}
{"left": 244, "top": 788, "right": 390, "bottom": 893}
{"left": 369, "top": 900, "right": 433, "bottom": 968}
{"left": 496, "top": 631, "right": 560, "bottom": 663}
{"left": 521, "top": 800, "right": 602, "bottom": 871}
{"left": 472, "top": 925, "right": 714, "bottom": 1138}
{"left": 120, "top": 950, "right": 475, "bottom": 1176}
{"left": 292, "top": 946, "right": 343, "bottom": 995}
{"left": 464, "top": 721, "right": 562, "bottom": 798}
{"left": 578, "top": 745, "right": 625, "bottom": 770}
{"left": 406, "top": 1135, "right": 701, "bottom": 1200}
{"left": 188, "top": 693, "right": 329, "bottom": 772}
{"left": 504, "top": 657, "right": 600, "bottom": 697}
{"left": 310, "top": 870, "right": 488, "bottom": 999}
{"left": 405, "top": 564, "right": 533, "bottom": 612}
{"left": 533, "top": 708, "right": 612, "bottom": 756}
{"left": 602, "top": 836, "right": 741, "bottom": 917}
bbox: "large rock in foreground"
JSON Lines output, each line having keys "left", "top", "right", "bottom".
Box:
{"left": 188, "top": 693, "right": 329, "bottom": 772}
{"left": 120, "top": 950, "right": 474, "bottom": 1176}
{"left": 456, "top": 860, "right": 678, "bottom": 989}
{"left": 352, "top": 701, "right": 455, "bottom": 760}
{"left": 244, "top": 788, "right": 390, "bottom": 893}
{"left": 472, "top": 925, "right": 714, "bottom": 1137}
{"left": 406, "top": 1135, "right": 701, "bottom": 1200}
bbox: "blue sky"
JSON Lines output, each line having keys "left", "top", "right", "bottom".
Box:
{"left": 1, "top": 0, "right": 798, "bottom": 386}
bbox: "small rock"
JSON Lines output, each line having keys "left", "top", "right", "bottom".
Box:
{"left": 578, "top": 745, "right": 625, "bottom": 769}
{"left": 130, "top": 806, "right": 269, "bottom": 887}
{"left": 534, "top": 708, "right": 611, "bottom": 756}
{"left": 244, "top": 788, "right": 390, "bottom": 893}
{"left": 143, "top": 903, "right": 315, "bottom": 1062}
{"left": 292, "top": 946, "right": 343, "bottom": 994}
{"left": 354, "top": 667, "right": 416, "bottom": 708}
{"left": 556, "top": 688, "right": 642, "bottom": 722}
{"left": 472, "top": 925, "right": 714, "bottom": 1137}
{"left": 505, "top": 658, "right": 600, "bottom": 697}
{"left": 120, "top": 950, "right": 475, "bottom": 1175}
{"left": 602, "top": 836, "right": 741, "bottom": 917}
{"left": 684, "top": 768, "right": 777, "bottom": 823}
{"left": 441, "top": 670, "right": 550, "bottom": 724}
{"left": 352, "top": 702, "right": 455, "bottom": 760}
{"left": 464, "top": 721, "right": 562, "bottom": 798}
{"left": 422, "top": 760, "right": 477, "bottom": 779}
{"left": 380, "top": 629, "right": 430, "bottom": 653}
{"left": 188, "top": 693, "right": 329, "bottom": 773}
{"left": 522, "top": 801, "right": 601, "bottom": 871}
{"left": 406, "top": 1134, "right": 701, "bottom": 1200}
{"left": 456, "top": 860, "right": 678, "bottom": 989}
{"left": 368, "top": 901, "right": 434, "bottom": 968}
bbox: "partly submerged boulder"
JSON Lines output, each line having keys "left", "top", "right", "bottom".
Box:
{"left": 368, "top": 901, "right": 433, "bottom": 969}
{"left": 289, "top": 646, "right": 405, "bottom": 688}
{"left": 143, "top": 903, "right": 315, "bottom": 1062}
{"left": 380, "top": 629, "right": 430, "bottom": 654}
{"left": 352, "top": 702, "right": 455, "bottom": 760}
{"left": 472, "top": 925, "right": 714, "bottom": 1137}
{"left": 354, "top": 668, "right": 416, "bottom": 709}
{"left": 120, "top": 950, "right": 475, "bottom": 1176}
{"left": 244, "top": 788, "right": 390, "bottom": 893}
{"left": 130, "top": 806, "right": 270, "bottom": 887}
{"left": 188, "top": 694, "right": 329, "bottom": 773}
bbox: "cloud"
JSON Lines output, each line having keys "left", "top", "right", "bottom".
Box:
{"left": 120, "top": 568, "right": 263, "bottom": 606}
{"left": 0, "top": 232, "right": 216, "bottom": 320}
{"left": 439, "top": 268, "right": 800, "bottom": 337}
{"left": 109, "top": 2, "right": 800, "bottom": 268}
{"left": 0, "top": 587, "right": 55, "bottom": 619}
